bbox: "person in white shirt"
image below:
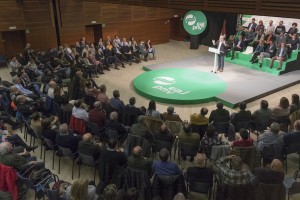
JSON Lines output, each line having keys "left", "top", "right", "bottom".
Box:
{"left": 265, "top": 20, "right": 275, "bottom": 34}
{"left": 72, "top": 99, "right": 89, "bottom": 122}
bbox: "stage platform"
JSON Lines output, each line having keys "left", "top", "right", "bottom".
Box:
{"left": 133, "top": 54, "right": 300, "bottom": 108}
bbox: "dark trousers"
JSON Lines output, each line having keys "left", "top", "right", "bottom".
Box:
{"left": 7, "top": 134, "right": 30, "bottom": 149}
{"left": 231, "top": 47, "right": 243, "bottom": 59}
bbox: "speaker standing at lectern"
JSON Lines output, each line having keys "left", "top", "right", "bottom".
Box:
{"left": 212, "top": 36, "right": 227, "bottom": 72}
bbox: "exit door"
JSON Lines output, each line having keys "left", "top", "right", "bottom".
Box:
{"left": 85, "top": 24, "right": 103, "bottom": 45}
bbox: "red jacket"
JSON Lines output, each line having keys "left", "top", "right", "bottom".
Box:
{"left": 0, "top": 164, "right": 19, "bottom": 200}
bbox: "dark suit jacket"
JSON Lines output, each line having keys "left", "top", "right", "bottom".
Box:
{"left": 266, "top": 44, "right": 277, "bottom": 58}
{"left": 55, "top": 132, "right": 82, "bottom": 153}
{"left": 276, "top": 47, "right": 288, "bottom": 59}
{"left": 130, "top": 123, "right": 153, "bottom": 144}
{"left": 78, "top": 140, "right": 101, "bottom": 161}
{"left": 186, "top": 166, "right": 214, "bottom": 182}
{"left": 127, "top": 156, "right": 153, "bottom": 176}
{"left": 234, "top": 40, "right": 245, "bottom": 50}
{"left": 283, "top": 131, "right": 300, "bottom": 146}
{"left": 254, "top": 168, "right": 284, "bottom": 184}
{"left": 209, "top": 109, "right": 230, "bottom": 123}
{"left": 247, "top": 22, "right": 257, "bottom": 31}
{"left": 105, "top": 120, "right": 127, "bottom": 137}
{"left": 41, "top": 128, "right": 57, "bottom": 145}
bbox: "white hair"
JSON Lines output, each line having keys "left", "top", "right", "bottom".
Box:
{"left": 0, "top": 142, "right": 10, "bottom": 154}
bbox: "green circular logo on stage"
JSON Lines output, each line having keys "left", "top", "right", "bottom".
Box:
{"left": 183, "top": 10, "right": 207, "bottom": 35}
{"left": 133, "top": 68, "right": 227, "bottom": 104}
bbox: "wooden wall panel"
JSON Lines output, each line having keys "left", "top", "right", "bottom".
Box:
{"left": 102, "top": 19, "right": 170, "bottom": 44}
{"left": 132, "top": 6, "right": 147, "bottom": 20}
{"left": 142, "top": 0, "right": 169, "bottom": 8}
{"left": 22, "top": 0, "right": 54, "bottom": 29}
{"left": 98, "top": 0, "right": 300, "bottom": 18}
{"left": 101, "top": 3, "right": 119, "bottom": 23}
{"left": 83, "top": 1, "right": 102, "bottom": 25}
{"left": 0, "top": 0, "right": 25, "bottom": 31}
{"left": 117, "top": 4, "right": 133, "bottom": 22}
{"left": 60, "top": 0, "right": 84, "bottom": 26}
{"left": 60, "top": 26, "right": 85, "bottom": 45}
{"left": 26, "top": 28, "right": 57, "bottom": 51}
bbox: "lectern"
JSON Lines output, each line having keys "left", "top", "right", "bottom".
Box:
{"left": 208, "top": 47, "right": 220, "bottom": 73}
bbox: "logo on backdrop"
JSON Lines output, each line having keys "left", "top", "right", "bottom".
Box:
{"left": 183, "top": 10, "right": 207, "bottom": 35}
{"left": 153, "top": 77, "right": 176, "bottom": 85}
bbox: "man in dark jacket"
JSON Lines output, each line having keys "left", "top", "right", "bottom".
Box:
{"left": 55, "top": 123, "right": 81, "bottom": 153}
{"left": 130, "top": 115, "right": 153, "bottom": 144}
{"left": 127, "top": 146, "right": 153, "bottom": 176}
{"left": 78, "top": 133, "right": 101, "bottom": 161}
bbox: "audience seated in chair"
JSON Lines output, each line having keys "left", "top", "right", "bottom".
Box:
{"left": 72, "top": 99, "right": 89, "bottom": 122}
{"left": 290, "top": 94, "right": 300, "bottom": 114}
{"left": 253, "top": 159, "right": 284, "bottom": 184}
{"left": 41, "top": 118, "right": 58, "bottom": 145}
{"left": 145, "top": 100, "right": 161, "bottom": 118}
{"left": 255, "top": 122, "right": 284, "bottom": 164}
{"left": 231, "top": 35, "right": 245, "bottom": 60}
{"left": 127, "top": 146, "right": 153, "bottom": 177}
{"left": 186, "top": 153, "right": 213, "bottom": 185}
{"left": 153, "top": 123, "right": 175, "bottom": 142}
{"left": 200, "top": 125, "right": 222, "bottom": 159}
{"left": 105, "top": 111, "right": 127, "bottom": 141}
{"left": 78, "top": 133, "right": 101, "bottom": 162}
{"left": 178, "top": 123, "right": 200, "bottom": 162}
{"left": 257, "top": 40, "right": 277, "bottom": 68}
{"left": 232, "top": 128, "right": 254, "bottom": 147}
{"left": 230, "top": 101, "right": 252, "bottom": 131}
{"left": 88, "top": 101, "right": 105, "bottom": 130}
{"left": 283, "top": 120, "right": 300, "bottom": 149}
{"left": 130, "top": 115, "right": 153, "bottom": 145}
{"left": 269, "top": 42, "right": 288, "bottom": 70}
{"left": 0, "top": 142, "right": 44, "bottom": 172}
{"left": 252, "top": 100, "right": 272, "bottom": 131}
{"left": 153, "top": 148, "right": 182, "bottom": 176}
{"left": 190, "top": 107, "right": 209, "bottom": 139}
{"left": 209, "top": 102, "right": 230, "bottom": 124}
{"left": 55, "top": 123, "right": 81, "bottom": 154}
{"left": 97, "top": 138, "right": 127, "bottom": 193}
{"left": 215, "top": 154, "right": 252, "bottom": 185}
{"left": 162, "top": 106, "right": 182, "bottom": 122}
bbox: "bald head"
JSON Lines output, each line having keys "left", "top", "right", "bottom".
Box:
{"left": 271, "top": 159, "right": 283, "bottom": 172}
{"left": 294, "top": 120, "right": 300, "bottom": 131}
{"left": 83, "top": 133, "right": 92, "bottom": 142}
{"left": 132, "top": 146, "right": 142, "bottom": 158}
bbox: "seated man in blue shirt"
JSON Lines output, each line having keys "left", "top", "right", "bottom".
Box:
{"left": 152, "top": 148, "right": 182, "bottom": 175}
